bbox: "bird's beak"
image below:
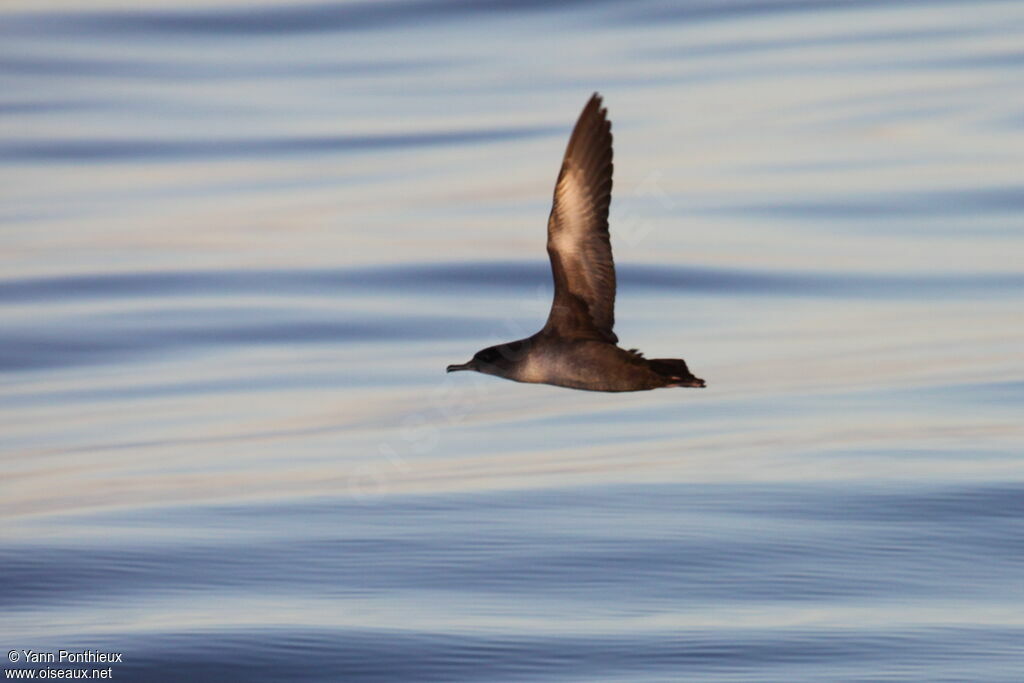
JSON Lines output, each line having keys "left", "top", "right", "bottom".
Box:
{"left": 688, "top": 377, "right": 706, "bottom": 388}
{"left": 446, "top": 362, "right": 474, "bottom": 373}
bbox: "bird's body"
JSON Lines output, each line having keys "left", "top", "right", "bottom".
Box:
{"left": 447, "top": 93, "right": 705, "bottom": 392}
{"left": 463, "top": 335, "right": 701, "bottom": 392}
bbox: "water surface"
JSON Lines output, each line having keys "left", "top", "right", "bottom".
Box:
{"left": 2, "top": 1, "right": 1024, "bottom": 680}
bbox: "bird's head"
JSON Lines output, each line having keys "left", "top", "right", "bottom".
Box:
{"left": 446, "top": 342, "right": 525, "bottom": 376}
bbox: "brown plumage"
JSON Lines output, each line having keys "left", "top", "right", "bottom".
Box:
{"left": 447, "top": 93, "right": 705, "bottom": 392}
{"left": 544, "top": 93, "right": 617, "bottom": 344}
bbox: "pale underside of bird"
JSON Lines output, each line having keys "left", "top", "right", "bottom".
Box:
{"left": 447, "top": 93, "right": 705, "bottom": 392}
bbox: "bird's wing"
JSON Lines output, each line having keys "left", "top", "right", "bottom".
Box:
{"left": 542, "top": 93, "right": 617, "bottom": 343}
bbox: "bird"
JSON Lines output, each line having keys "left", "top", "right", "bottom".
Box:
{"left": 446, "top": 93, "right": 705, "bottom": 392}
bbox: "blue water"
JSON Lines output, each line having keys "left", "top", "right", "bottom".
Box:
{"left": 2, "top": 1, "right": 1024, "bottom": 681}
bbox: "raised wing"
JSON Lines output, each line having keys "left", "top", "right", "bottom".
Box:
{"left": 542, "top": 93, "right": 617, "bottom": 343}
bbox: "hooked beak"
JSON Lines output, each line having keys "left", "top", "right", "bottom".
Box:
{"left": 446, "top": 362, "right": 474, "bottom": 373}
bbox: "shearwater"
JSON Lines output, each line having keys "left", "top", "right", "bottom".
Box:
{"left": 447, "top": 93, "right": 705, "bottom": 392}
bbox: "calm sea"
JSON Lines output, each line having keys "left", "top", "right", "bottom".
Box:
{"left": 2, "top": 1, "right": 1023, "bottom": 680}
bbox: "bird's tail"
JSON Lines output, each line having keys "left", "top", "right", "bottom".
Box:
{"left": 649, "top": 358, "right": 706, "bottom": 388}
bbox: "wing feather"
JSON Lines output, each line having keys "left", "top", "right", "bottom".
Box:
{"left": 543, "top": 93, "right": 617, "bottom": 342}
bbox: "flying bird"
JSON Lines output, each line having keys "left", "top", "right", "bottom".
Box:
{"left": 447, "top": 93, "right": 705, "bottom": 392}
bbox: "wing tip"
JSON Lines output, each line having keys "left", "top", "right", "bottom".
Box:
{"left": 581, "top": 92, "right": 606, "bottom": 117}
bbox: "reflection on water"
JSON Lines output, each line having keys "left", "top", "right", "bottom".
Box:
{"left": 2, "top": 0, "right": 1024, "bottom": 681}
{"left": 2, "top": 262, "right": 1023, "bottom": 374}
{"left": 0, "top": 126, "right": 557, "bottom": 162}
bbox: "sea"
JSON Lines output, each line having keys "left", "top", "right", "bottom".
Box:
{"left": 2, "top": 1, "right": 1023, "bottom": 680}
